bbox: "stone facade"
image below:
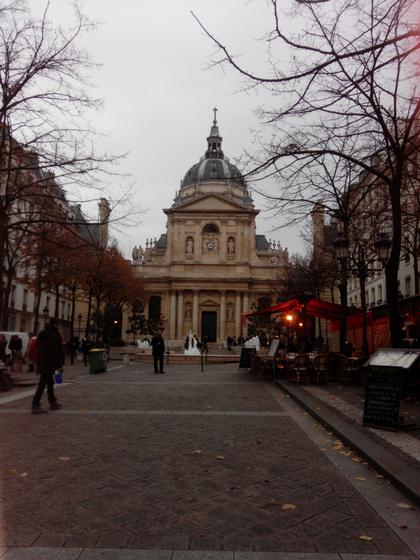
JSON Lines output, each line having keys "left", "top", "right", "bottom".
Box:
{"left": 133, "top": 113, "right": 288, "bottom": 347}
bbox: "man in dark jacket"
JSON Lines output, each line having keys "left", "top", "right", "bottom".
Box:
{"left": 151, "top": 331, "right": 165, "bottom": 374}
{"left": 31, "top": 318, "right": 64, "bottom": 414}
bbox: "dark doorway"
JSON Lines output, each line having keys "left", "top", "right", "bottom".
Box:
{"left": 201, "top": 311, "right": 217, "bottom": 342}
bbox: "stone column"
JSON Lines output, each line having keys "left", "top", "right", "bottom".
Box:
{"left": 235, "top": 291, "right": 242, "bottom": 338}
{"left": 192, "top": 290, "right": 199, "bottom": 335}
{"left": 242, "top": 291, "right": 249, "bottom": 339}
{"left": 242, "top": 292, "right": 249, "bottom": 314}
{"left": 177, "top": 290, "right": 184, "bottom": 339}
{"left": 169, "top": 291, "right": 177, "bottom": 339}
{"left": 220, "top": 291, "right": 226, "bottom": 342}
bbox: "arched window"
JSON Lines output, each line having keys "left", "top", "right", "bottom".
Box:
{"left": 202, "top": 223, "right": 219, "bottom": 234}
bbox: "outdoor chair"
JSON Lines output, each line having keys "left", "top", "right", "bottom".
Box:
{"left": 289, "top": 353, "right": 310, "bottom": 384}
{"left": 313, "top": 353, "right": 331, "bottom": 384}
{"left": 339, "top": 354, "right": 361, "bottom": 385}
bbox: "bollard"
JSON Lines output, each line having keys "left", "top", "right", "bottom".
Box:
{"left": 123, "top": 353, "right": 130, "bottom": 365}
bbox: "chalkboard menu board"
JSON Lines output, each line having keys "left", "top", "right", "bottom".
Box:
{"left": 267, "top": 339, "right": 280, "bottom": 358}
{"left": 363, "top": 366, "right": 402, "bottom": 430}
{"left": 239, "top": 348, "right": 255, "bottom": 370}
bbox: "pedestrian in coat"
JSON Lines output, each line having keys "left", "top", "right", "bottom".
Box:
{"left": 31, "top": 318, "right": 64, "bottom": 414}
{"left": 80, "top": 337, "right": 92, "bottom": 366}
{"left": 151, "top": 332, "right": 165, "bottom": 374}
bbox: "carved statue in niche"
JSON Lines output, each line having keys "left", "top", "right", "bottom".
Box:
{"left": 227, "top": 237, "right": 235, "bottom": 255}
{"left": 202, "top": 232, "right": 219, "bottom": 253}
{"left": 186, "top": 236, "right": 194, "bottom": 256}
{"left": 227, "top": 303, "right": 234, "bottom": 320}
{"left": 185, "top": 302, "right": 192, "bottom": 320}
{"left": 202, "top": 223, "right": 220, "bottom": 254}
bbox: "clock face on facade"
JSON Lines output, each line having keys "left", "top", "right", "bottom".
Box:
{"left": 207, "top": 241, "right": 215, "bottom": 251}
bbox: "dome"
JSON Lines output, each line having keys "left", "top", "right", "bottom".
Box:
{"left": 181, "top": 157, "right": 245, "bottom": 188}
{"left": 180, "top": 108, "right": 246, "bottom": 189}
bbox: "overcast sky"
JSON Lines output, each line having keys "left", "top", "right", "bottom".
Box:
{"left": 32, "top": 0, "right": 310, "bottom": 258}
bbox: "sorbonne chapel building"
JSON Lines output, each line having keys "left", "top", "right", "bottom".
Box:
{"left": 132, "top": 111, "right": 289, "bottom": 347}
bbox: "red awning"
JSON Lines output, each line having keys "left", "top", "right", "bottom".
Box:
{"left": 242, "top": 298, "right": 362, "bottom": 323}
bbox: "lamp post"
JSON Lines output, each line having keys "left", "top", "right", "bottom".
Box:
{"left": 374, "top": 233, "right": 392, "bottom": 265}
{"left": 333, "top": 233, "right": 349, "bottom": 355}
{"left": 285, "top": 314, "right": 294, "bottom": 351}
{"left": 334, "top": 232, "right": 391, "bottom": 359}
{"left": 42, "top": 306, "right": 49, "bottom": 328}
{"left": 77, "top": 313, "right": 83, "bottom": 340}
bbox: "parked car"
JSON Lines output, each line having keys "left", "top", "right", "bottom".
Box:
{"left": 0, "top": 331, "right": 31, "bottom": 362}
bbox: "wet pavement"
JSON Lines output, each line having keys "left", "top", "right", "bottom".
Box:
{"left": 0, "top": 361, "right": 419, "bottom": 559}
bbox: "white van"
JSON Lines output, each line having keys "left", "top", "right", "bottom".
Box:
{"left": 0, "top": 331, "right": 31, "bottom": 359}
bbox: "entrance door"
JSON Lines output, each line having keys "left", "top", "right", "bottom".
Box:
{"left": 201, "top": 311, "right": 217, "bottom": 342}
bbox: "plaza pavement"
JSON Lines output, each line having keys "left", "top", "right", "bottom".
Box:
{"left": 0, "top": 360, "right": 419, "bottom": 559}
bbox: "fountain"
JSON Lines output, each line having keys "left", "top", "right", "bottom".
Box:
{"left": 137, "top": 338, "right": 151, "bottom": 349}
{"left": 184, "top": 330, "right": 201, "bottom": 356}
{"left": 244, "top": 335, "right": 261, "bottom": 351}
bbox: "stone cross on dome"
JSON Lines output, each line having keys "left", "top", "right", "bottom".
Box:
{"left": 206, "top": 107, "right": 223, "bottom": 159}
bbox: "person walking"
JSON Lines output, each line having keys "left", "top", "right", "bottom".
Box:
{"left": 151, "top": 331, "right": 165, "bottom": 374}
{"left": 80, "top": 337, "right": 92, "bottom": 366}
{"left": 31, "top": 318, "right": 64, "bottom": 414}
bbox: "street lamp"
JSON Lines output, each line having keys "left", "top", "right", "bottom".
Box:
{"left": 333, "top": 233, "right": 350, "bottom": 354}
{"left": 285, "top": 314, "right": 294, "bottom": 351}
{"left": 374, "top": 232, "right": 391, "bottom": 264}
{"left": 42, "top": 305, "right": 49, "bottom": 328}
{"left": 333, "top": 233, "right": 349, "bottom": 261}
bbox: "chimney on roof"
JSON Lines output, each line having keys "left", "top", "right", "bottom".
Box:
{"left": 98, "top": 198, "right": 111, "bottom": 249}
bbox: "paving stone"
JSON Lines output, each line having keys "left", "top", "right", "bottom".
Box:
{"left": 0, "top": 531, "right": 40, "bottom": 547}
{"left": 2, "top": 548, "right": 82, "bottom": 559}
{"left": 63, "top": 530, "right": 103, "bottom": 547}
{"left": 188, "top": 531, "right": 224, "bottom": 550}
{"left": 79, "top": 549, "right": 172, "bottom": 560}
{"left": 95, "top": 529, "right": 133, "bottom": 547}
{"left": 0, "top": 363, "right": 418, "bottom": 556}
{"left": 341, "top": 556, "right": 416, "bottom": 560}
{"left": 32, "top": 532, "right": 68, "bottom": 547}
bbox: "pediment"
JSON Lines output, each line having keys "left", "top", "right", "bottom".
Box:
{"left": 201, "top": 299, "right": 218, "bottom": 307}
{"left": 171, "top": 193, "right": 252, "bottom": 213}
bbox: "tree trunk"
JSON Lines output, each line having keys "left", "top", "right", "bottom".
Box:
{"left": 2, "top": 266, "right": 14, "bottom": 330}
{"left": 386, "top": 183, "right": 403, "bottom": 348}
{"left": 70, "top": 284, "right": 76, "bottom": 340}
{"left": 54, "top": 285, "right": 60, "bottom": 319}
{"left": 33, "top": 259, "right": 43, "bottom": 334}
{"left": 338, "top": 255, "right": 348, "bottom": 355}
{"left": 413, "top": 244, "right": 419, "bottom": 295}
{"left": 359, "top": 273, "right": 369, "bottom": 359}
{"left": 0, "top": 209, "right": 7, "bottom": 328}
{"left": 339, "top": 281, "right": 348, "bottom": 354}
{"left": 85, "top": 289, "right": 92, "bottom": 338}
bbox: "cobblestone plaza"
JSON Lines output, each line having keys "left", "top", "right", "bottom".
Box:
{"left": 0, "top": 362, "right": 419, "bottom": 559}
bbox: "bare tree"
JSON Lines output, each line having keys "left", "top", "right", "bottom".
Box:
{"left": 194, "top": 0, "right": 419, "bottom": 347}
{"left": 0, "top": 1, "right": 122, "bottom": 326}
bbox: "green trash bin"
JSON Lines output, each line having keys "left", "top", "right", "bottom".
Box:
{"left": 89, "top": 349, "right": 107, "bottom": 374}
